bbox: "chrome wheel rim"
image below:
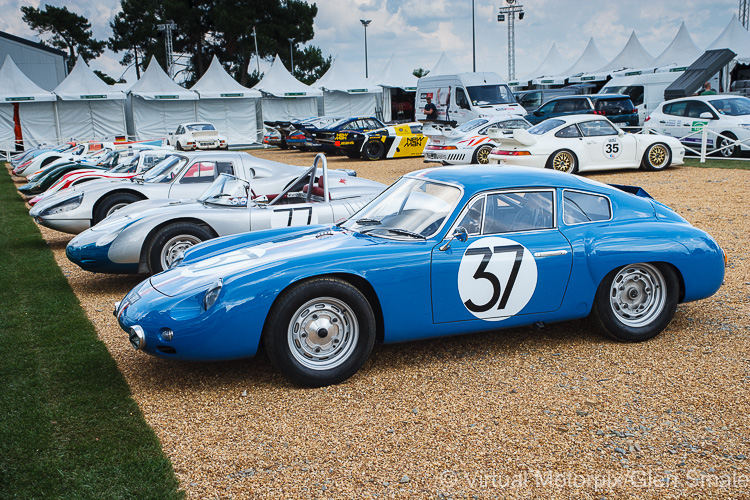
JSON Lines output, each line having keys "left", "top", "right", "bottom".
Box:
{"left": 106, "top": 202, "right": 131, "bottom": 217}
{"left": 552, "top": 152, "right": 574, "bottom": 173}
{"left": 160, "top": 235, "right": 202, "bottom": 270}
{"left": 288, "top": 297, "right": 359, "bottom": 371}
{"left": 476, "top": 146, "right": 491, "bottom": 164}
{"left": 648, "top": 145, "right": 668, "bottom": 167}
{"left": 609, "top": 263, "right": 666, "bottom": 328}
{"left": 718, "top": 138, "right": 735, "bottom": 157}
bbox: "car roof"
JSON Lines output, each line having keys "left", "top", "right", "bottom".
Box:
{"left": 540, "top": 114, "right": 618, "bottom": 126}
{"left": 662, "top": 94, "right": 747, "bottom": 103}
{"left": 406, "top": 165, "right": 619, "bottom": 194}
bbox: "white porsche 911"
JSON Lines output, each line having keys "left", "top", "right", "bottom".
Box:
{"left": 168, "top": 122, "right": 228, "bottom": 151}
{"left": 423, "top": 116, "right": 531, "bottom": 165}
{"left": 487, "top": 115, "right": 685, "bottom": 173}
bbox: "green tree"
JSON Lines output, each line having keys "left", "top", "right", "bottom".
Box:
{"left": 21, "top": 4, "right": 106, "bottom": 71}
{"left": 413, "top": 68, "right": 430, "bottom": 78}
{"left": 293, "top": 46, "right": 331, "bottom": 85}
{"left": 108, "top": 0, "right": 164, "bottom": 79}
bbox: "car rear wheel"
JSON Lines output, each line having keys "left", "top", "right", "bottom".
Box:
{"left": 717, "top": 132, "right": 740, "bottom": 158}
{"left": 641, "top": 143, "right": 672, "bottom": 171}
{"left": 362, "top": 140, "right": 385, "bottom": 161}
{"left": 94, "top": 193, "right": 142, "bottom": 224}
{"left": 176, "top": 141, "right": 183, "bottom": 151}
{"left": 147, "top": 223, "right": 213, "bottom": 274}
{"left": 547, "top": 150, "right": 578, "bottom": 174}
{"left": 472, "top": 144, "right": 493, "bottom": 164}
{"left": 591, "top": 263, "right": 678, "bottom": 342}
{"left": 264, "top": 278, "right": 376, "bottom": 387}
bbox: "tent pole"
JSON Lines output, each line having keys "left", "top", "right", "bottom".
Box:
{"left": 53, "top": 99, "right": 62, "bottom": 144}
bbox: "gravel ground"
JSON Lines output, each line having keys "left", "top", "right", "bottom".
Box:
{"left": 9, "top": 153, "right": 750, "bottom": 499}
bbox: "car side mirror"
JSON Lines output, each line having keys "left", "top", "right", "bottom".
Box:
{"left": 618, "top": 129, "right": 625, "bottom": 137}
{"left": 699, "top": 112, "right": 714, "bottom": 120}
{"left": 439, "top": 226, "right": 468, "bottom": 251}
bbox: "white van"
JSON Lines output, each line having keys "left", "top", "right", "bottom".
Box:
{"left": 599, "top": 71, "right": 719, "bottom": 126}
{"left": 415, "top": 72, "right": 526, "bottom": 125}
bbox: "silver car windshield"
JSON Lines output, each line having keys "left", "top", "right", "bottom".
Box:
{"left": 343, "top": 177, "right": 461, "bottom": 239}
{"left": 141, "top": 156, "right": 187, "bottom": 183}
{"left": 198, "top": 174, "right": 251, "bottom": 207}
{"left": 709, "top": 97, "right": 750, "bottom": 116}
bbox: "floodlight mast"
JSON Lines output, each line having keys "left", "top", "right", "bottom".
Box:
{"left": 497, "top": 0, "right": 524, "bottom": 80}
{"left": 741, "top": 0, "right": 749, "bottom": 29}
{"left": 157, "top": 21, "right": 177, "bottom": 78}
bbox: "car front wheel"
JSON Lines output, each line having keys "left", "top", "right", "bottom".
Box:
{"left": 94, "top": 193, "right": 142, "bottom": 224}
{"left": 264, "top": 278, "right": 376, "bottom": 387}
{"left": 717, "top": 132, "right": 740, "bottom": 158}
{"left": 641, "top": 143, "right": 672, "bottom": 171}
{"left": 362, "top": 140, "right": 385, "bottom": 161}
{"left": 591, "top": 263, "right": 679, "bottom": 342}
{"left": 147, "top": 223, "right": 213, "bottom": 274}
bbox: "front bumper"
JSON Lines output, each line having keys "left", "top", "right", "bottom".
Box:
{"left": 34, "top": 216, "right": 91, "bottom": 235}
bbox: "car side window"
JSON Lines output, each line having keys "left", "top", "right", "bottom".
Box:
{"left": 554, "top": 99, "right": 578, "bottom": 113}
{"left": 455, "top": 196, "right": 485, "bottom": 235}
{"left": 176, "top": 126, "right": 184, "bottom": 134}
{"left": 563, "top": 190, "right": 611, "bottom": 225}
{"left": 663, "top": 101, "right": 688, "bottom": 117}
{"left": 483, "top": 191, "right": 554, "bottom": 234}
{"left": 555, "top": 124, "right": 581, "bottom": 138}
{"left": 180, "top": 161, "right": 218, "bottom": 184}
{"left": 455, "top": 88, "right": 470, "bottom": 110}
{"left": 216, "top": 162, "right": 234, "bottom": 175}
{"left": 578, "top": 120, "right": 618, "bottom": 137}
{"left": 521, "top": 92, "right": 541, "bottom": 108}
{"left": 686, "top": 101, "right": 715, "bottom": 119}
{"left": 538, "top": 101, "right": 556, "bottom": 114}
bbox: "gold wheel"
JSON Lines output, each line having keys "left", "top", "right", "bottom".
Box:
{"left": 552, "top": 151, "right": 576, "bottom": 173}
{"left": 475, "top": 145, "right": 492, "bottom": 164}
{"left": 648, "top": 144, "right": 667, "bottom": 167}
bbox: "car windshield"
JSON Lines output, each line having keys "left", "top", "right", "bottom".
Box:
{"left": 528, "top": 119, "right": 565, "bottom": 135}
{"left": 109, "top": 156, "right": 139, "bottom": 173}
{"left": 343, "top": 177, "right": 461, "bottom": 239}
{"left": 95, "top": 150, "right": 119, "bottom": 167}
{"left": 187, "top": 123, "right": 216, "bottom": 131}
{"left": 457, "top": 118, "right": 489, "bottom": 132}
{"left": 54, "top": 144, "right": 76, "bottom": 153}
{"left": 198, "top": 174, "right": 251, "bottom": 207}
{"left": 141, "top": 155, "right": 187, "bottom": 183}
{"left": 709, "top": 97, "right": 750, "bottom": 116}
{"left": 466, "top": 84, "right": 515, "bottom": 105}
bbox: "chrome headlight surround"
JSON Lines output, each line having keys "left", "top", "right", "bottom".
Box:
{"left": 202, "top": 278, "right": 223, "bottom": 312}
{"left": 40, "top": 193, "right": 83, "bottom": 216}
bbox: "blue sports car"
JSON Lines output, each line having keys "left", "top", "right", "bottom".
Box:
{"left": 115, "top": 166, "right": 725, "bottom": 387}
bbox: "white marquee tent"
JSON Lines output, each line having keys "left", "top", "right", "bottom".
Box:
{"left": 427, "top": 52, "right": 460, "bottom": 77}
{"left": 543, "top": 38, "right": 608, "bottom": 85}
{"left": 253, "top": 55, "right": 321, "bottom": 122}
{"left": 0, "top": 55, "right": 57, "bottom": 149}
{"left": 313, "top": 57, "right": 382, "bottom": 117}
{"left": 652, "top": 22, "right": 703, "bottom": 72}
{"left": 53, "top": 56, "right": 127, "bottom": 141}
{"left": 571, "top": 32, "right": 654, "bottom": 83}
{"left": 513, "top": 43, "right": 569, "bottom": 86}
{"left": 376, "top": 54, "right": 418, "bottom": 122}
{"left": 127, "top": 57, "right": 198, "bottom": 140}
{"left": 191, "top": 56, "right": 261, "bottom": 145}
{"left": 707, "top": 14, "right": 750, "bottom": 65}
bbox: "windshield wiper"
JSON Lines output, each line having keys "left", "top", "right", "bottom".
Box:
{"left": 387, "top": 228, "right": 426, "bottom": 239}
{"left": 355, "top": 217, "right": 381, "bottom": 225}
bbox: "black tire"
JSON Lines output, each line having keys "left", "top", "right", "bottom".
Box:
{"left": 362, "top": 140, "right": 385, "bottom": 161}
{"left": 93, "top": 192, "right": 142, "bottom": 224}
{"left": 716, "top": 132, "right": 740, "bottom": 158}
{"left": 472, "top": 144, "right": 493, "bottom": 165}
{"left": 640, "top": 142, "right": 672, "bottom": 171}
{"left": 147, "top": 222, "right": 214, "bottom": 274}
{"left": 264, "top": 278, "right": 376, "bottom": 387}
{"left": 546, "top": 149, "right": 578, "bottom": 174}
{"left": 591, "top": 263, "right": 679, "bottom": 342}
{"left": 176, "top": 141, "right": 183, "bottom": 151}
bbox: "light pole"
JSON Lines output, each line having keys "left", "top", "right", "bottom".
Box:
{"left": 251, "top": 26, "right": 260, "bottom": 76}
{"left": 497, "top": 0, "right": 525, "bottom": 80}
{"left": 157, "top": 20, "right": 177, "bottom": 78}
{"left": 472, "top": 0, "right": 476, "bottom": 71}
{"left": 289, "top": 38, "right": 295, "bottom": 74}
{"left": 360, "top": 19, "right": 371, "bottom": 78}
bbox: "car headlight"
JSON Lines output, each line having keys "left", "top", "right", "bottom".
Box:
{"left": 202, "top": 278, "right": 223, "bottom": 312}
{"left": 40, "top": 193, "right": 83, "bottom": 216}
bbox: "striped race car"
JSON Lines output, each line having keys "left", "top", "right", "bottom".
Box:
{"left": 423, "top": 116, "right": 532, "bottom": 165}
{"left": 316, "top": 122, "right": 429, "bottom": 160}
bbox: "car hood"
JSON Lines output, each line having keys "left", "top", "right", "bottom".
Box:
{"left": 149, "top": 227, "right": 393, "bottom": 297}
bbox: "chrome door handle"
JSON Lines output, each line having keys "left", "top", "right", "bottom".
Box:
{"left": 533, "top": 250, "right": 569, "bottom": 258}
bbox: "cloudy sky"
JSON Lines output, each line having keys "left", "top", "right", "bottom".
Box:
{"left": 0, "top": 0, "right": 742, "bottom": 84}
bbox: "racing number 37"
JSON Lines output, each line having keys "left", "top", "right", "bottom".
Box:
{"left": 464, "top": 245, "right": 524, "bottom": 312}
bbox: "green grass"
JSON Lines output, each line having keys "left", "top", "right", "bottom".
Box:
{"left": 683, "top": 156, "right": 750, "bottom": 170}
{"left": 0, "top": 166, "right": 183, "bottom": 498}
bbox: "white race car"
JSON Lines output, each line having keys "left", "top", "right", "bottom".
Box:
{"left": 167, "top": 122, "right": 227, "bottom": 151}
{"left": 423, "top": 116, "right": 531, "bottom": 165}
{"left": 488, "top": 114, "right": 685, "bottom": 173}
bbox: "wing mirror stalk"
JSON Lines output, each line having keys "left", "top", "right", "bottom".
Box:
{"left": 439, "top": 226, "right": 468, "bottom": 251}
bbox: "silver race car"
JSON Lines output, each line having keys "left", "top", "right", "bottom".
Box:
{"left": 66, "top": 155, "right": 385, "bottom": 274}
{"left": 30, "top": 151, "right": 343, "bottom": 235}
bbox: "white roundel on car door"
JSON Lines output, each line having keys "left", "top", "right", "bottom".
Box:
{"left": 603, "top": 137, "right": 622, "bottom": 159}
{"left": 457, "top": 236, "right": 537, "bottom": 321}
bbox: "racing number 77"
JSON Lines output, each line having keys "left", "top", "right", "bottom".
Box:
{"left": 463, "top": 245, "right": 524, "bottom": 313}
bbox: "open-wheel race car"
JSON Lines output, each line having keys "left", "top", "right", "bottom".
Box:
{"left": 115, "top": 165, "right": 725, "bottom": 387}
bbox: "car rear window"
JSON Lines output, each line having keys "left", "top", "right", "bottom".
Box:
{"left": 594, "top": 98, "right": 634, "bottom": 115}
{"left": 529, "top": 119, "right": 565, "bottom": 135}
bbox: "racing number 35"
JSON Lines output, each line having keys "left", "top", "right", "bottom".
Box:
{"left": 464, "top": 245, "right": 524, "bottom": 312}
{"left": 605, "top": 143, "right": 619, "bottom": 154}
